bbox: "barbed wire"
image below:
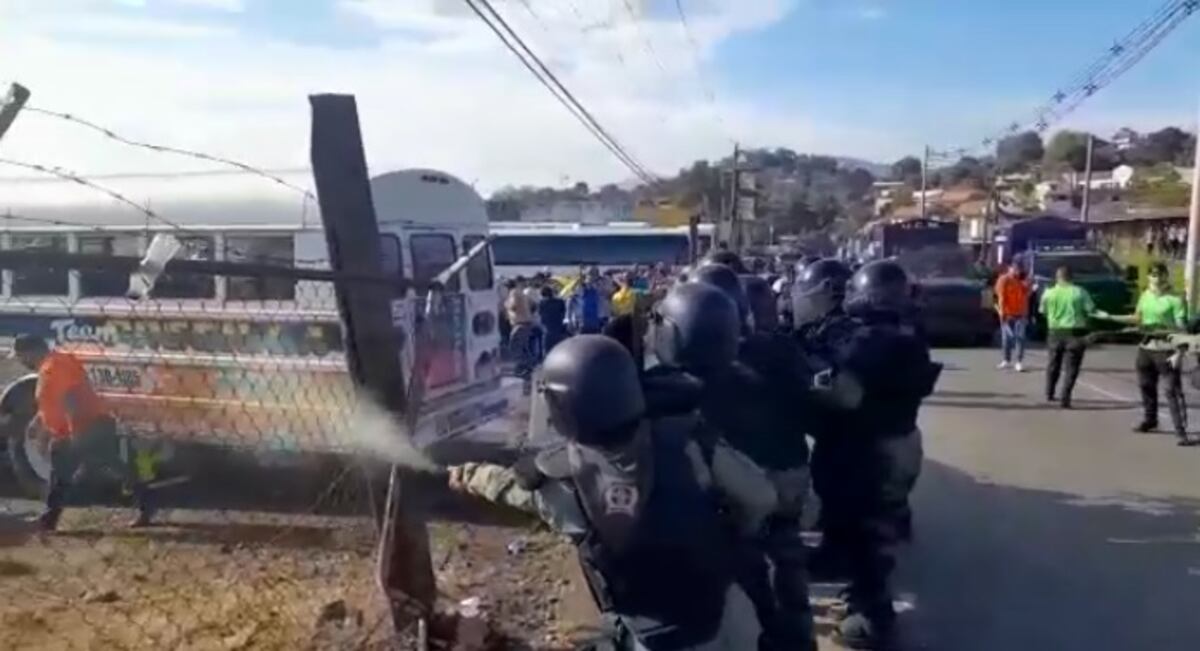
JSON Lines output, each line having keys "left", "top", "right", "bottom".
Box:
{"left": 23, "top": 106, "right": 317, "bottom": 203}
{"left": 932, "top": 0, "right": 1199, "bottom": 160}
{"left": 672, "top": 0, "right": 732, "bottom": 143}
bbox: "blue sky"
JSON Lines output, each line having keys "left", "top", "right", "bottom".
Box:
{"left": 714, "top": 0, "right": 1200, "bottom": 155}
{"left": 1, "top": 0, "right": 1198, "bottom": 192}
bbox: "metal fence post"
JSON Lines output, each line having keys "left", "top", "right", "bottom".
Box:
{"left": 308, "top": 93, "right": 437, "bottom": 635}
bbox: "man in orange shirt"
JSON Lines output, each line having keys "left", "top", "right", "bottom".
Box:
{"left": 994, "top": 260, "right": 1033, "bottom": 372}
{"left": 12, "top": 334, "right": 154, "bottom": 531}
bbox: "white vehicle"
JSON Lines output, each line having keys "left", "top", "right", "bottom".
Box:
{"left": 0, "top": 169, "right": 512, "bottom": 495}
{"left": 489, "top": 221, "right": 714, "bottom": 278}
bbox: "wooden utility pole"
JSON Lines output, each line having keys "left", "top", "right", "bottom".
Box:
{"left": 1080, "top": 133, "right": 1095, "bottom": 223}
{"left": 0, "top": 83, "right": 30, "bottom": 143}
{"left": 308, "top": 94, "right": 436, "bottom": 635}
{"left": 1186, "top": 104, "right": 1200, "bottom": 311}
{"left": 728, "top": 143, "right": 740, "bottom": 251}
{"left": 920, "top": 145, "right": 930, "bottom": 219}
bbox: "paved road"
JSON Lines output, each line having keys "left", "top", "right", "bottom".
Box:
{"left": 897, "top": 344, "right": 1200, "bottom": 651}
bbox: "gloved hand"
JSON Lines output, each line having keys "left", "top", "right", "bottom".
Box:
{"left": 447, "top": 463, "right": 478, "bottom": 492}
{"left": 1168, "top": 351, "right": 1183, "bottom": 370}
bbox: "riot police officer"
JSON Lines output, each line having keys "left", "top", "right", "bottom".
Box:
{"left": 705, "top": 250, "right": 750, "bottom": 274}
{"left": 691, "top": 263, "right": 750, "bottom": 331}
{"left": 799, "top": 260, "right": 938, "bottom": 649}
{"left": 448, "top": 335, "right": 771, "bottom": 650}
{"left": 662, "top": 279, "right": 818, "bottom": 651}
{"left": 741, "top": 275, "right": 780, "bottom": 334}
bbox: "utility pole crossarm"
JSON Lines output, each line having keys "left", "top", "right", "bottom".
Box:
{"left": 0, "top": 83, "right": 31, "bottom": 143}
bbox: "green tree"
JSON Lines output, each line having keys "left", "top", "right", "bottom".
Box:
{"left": 891, "top": 156, "right": 923, "bottom": 186}
{"left": 1125, "top": 127, "right": 1196, "bottom": 167}
{"left": 1044, "top": 130, "right": 1119, "bottom": 172}
{"left": 1130, "top": 164, "right": 1191, "bottom": 207}
{"left": 995, "top": 131, "right": 1044, "bottom": 173}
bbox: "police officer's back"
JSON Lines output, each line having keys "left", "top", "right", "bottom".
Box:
{"left": 797, "top": 260, "right": 937, "bottom": 649}
{"left": 657, "top": 279, "right": 818, "bottom": 651}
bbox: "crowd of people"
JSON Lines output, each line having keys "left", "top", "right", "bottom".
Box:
{"left": 497, "top": 265, "right": 679, "bottom": 389}
{"left": 451, "top": 251, "right": 938, "bottom": 650}
{"left": 991, "top": 257, "right": 1198, "bottom": 446}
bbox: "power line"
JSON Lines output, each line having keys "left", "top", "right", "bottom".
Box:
{"left": 619, "top": 0, "right": 668, "bottom": 75}
{"left": 461, "top": 0, "right": 657, "bottom": 184}
{"left": 672, "top": 0, "right": 732, "bottom": 141}
{"left": 0, "top": 167, "right": 311, "bottom": 183}
{"left": 935, "top": 0, "right": 1199, "bottom": 159}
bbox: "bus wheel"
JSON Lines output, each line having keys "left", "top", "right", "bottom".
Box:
{"left": 7, "top": 410, "right": 50, "bottom": 498}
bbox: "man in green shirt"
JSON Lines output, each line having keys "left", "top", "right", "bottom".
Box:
{"left": 1039, "top": 266, "right": 1096, "bottom": 408}
{"left": 1101, "top": 262, "right": 1193, "bottom": 445}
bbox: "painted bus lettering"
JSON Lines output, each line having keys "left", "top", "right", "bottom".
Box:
{"left": 51, "top": 319, "right": 119, "bottom": 345}
{"left": 87, "top": 366, "right": 142, "bottom": 389}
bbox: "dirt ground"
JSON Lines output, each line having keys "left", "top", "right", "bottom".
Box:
{"left": 0, "top": 503, "right": 594, "bottom": 651}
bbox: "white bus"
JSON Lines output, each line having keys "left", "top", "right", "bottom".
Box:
{"left": 0, "top": 169, "right": 513, "bottom": 495}
{"left": 489, "top": 221, "right": 715, "bottom": 279}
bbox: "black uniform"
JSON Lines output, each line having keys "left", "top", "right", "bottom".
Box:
{"left": 802, "top": 261, "right": 938, "bottom": 649}
{"left": 660, "top": 280, "right": 817, "bottom": 650}
{"left": 525, "top": 335, "right": 763, "bottom": 649}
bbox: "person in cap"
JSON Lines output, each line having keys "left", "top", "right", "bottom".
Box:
{"left": 448, "top": 336, "right": 770, "bottom": 650}
{"left": 1101, "top": 262, "right": 1193, "bottom": 445}
{"left": 10, "top": 334, "right": 155, "bottom": 531}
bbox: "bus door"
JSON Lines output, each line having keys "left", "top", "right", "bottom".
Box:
{"left": 405, "top": 231, "right": 471, "bottom": 399}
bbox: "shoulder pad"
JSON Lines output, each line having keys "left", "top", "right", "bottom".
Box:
{"left": 534, "top": 442, "right": 573, "bottom": 480}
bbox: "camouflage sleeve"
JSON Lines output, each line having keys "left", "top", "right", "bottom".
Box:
{"left": 451, "top": 462, "right": 588, "bottom": 537}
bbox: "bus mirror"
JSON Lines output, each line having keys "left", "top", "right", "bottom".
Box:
{"left": 1125, "top": 265, "right": 1139, "bottom": 283}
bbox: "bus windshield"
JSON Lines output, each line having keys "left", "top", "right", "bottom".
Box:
{"left": 491, "top": 234, "right": 691, "bottom": 267}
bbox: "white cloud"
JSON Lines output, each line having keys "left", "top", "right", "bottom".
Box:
{"left": 0, "top": 0, "right": 904, "bottom": 203}
{"left": 170, "top": 0, "right": 244, "bottom": 11}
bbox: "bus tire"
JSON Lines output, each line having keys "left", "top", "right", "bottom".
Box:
{"left": 1, "top": 376, "right": 49, "bottom": 498}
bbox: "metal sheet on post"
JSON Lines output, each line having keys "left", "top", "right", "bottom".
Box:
{"left": 308, "top": 93, "right": 437, "bottom": 635}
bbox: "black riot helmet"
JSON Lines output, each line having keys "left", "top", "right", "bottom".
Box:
{"left": 740, "top": 274, "right": 778, "bottom": 332}
{"left": 704, "top": 250, "right": 748, "bottom": 274}
{"left": 844, "top": 259, "right": 912, "bottom": 317}
{"left": 791, "top": 258, "right": 852, "bottom": 328}
{"left": 540, "top": 335, "right": 646, "bottom": 448}
{"left": 653, "top": 282, "right": 740, "bottom": 377}
{"left": 692, "top": 263, "right": 749, "bottom": 327}
{"left": 794, "top": 255, "right": 822, "bottom": 276}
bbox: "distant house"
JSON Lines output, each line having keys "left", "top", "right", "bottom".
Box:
{"left": 1112, "top": 128, "right": 1140, "bottom": 151}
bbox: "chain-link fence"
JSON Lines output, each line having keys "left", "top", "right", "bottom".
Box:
{"left": 0, "top": 251, "right": 429, "bottom": 650}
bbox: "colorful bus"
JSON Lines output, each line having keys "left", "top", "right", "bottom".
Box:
{"left": 0, "top": 169, "right": 513, "bottom": 495}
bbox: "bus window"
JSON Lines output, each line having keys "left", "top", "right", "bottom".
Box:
{"left": 380, "top": 233, "right": 406, "bottom": 291}
{"left": 411, "top": 234, "right": 460, "bottom": 292}
{"left": 490, "top": 234, "right": 691, "bottom": 267}
{"left": 155, "top": 236, "right": 216, "bottom": 300}
{"left": 79, "top": 234, "right": 141, "bottom": 297}
{"left": 10, "top": 234, "right": 68, "bottom": 296}
{"left": 226, "top": 235, "right": 296, "bottom": 301}
{"left": 461, "top": 234, "right": 493, "bottom": 290}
